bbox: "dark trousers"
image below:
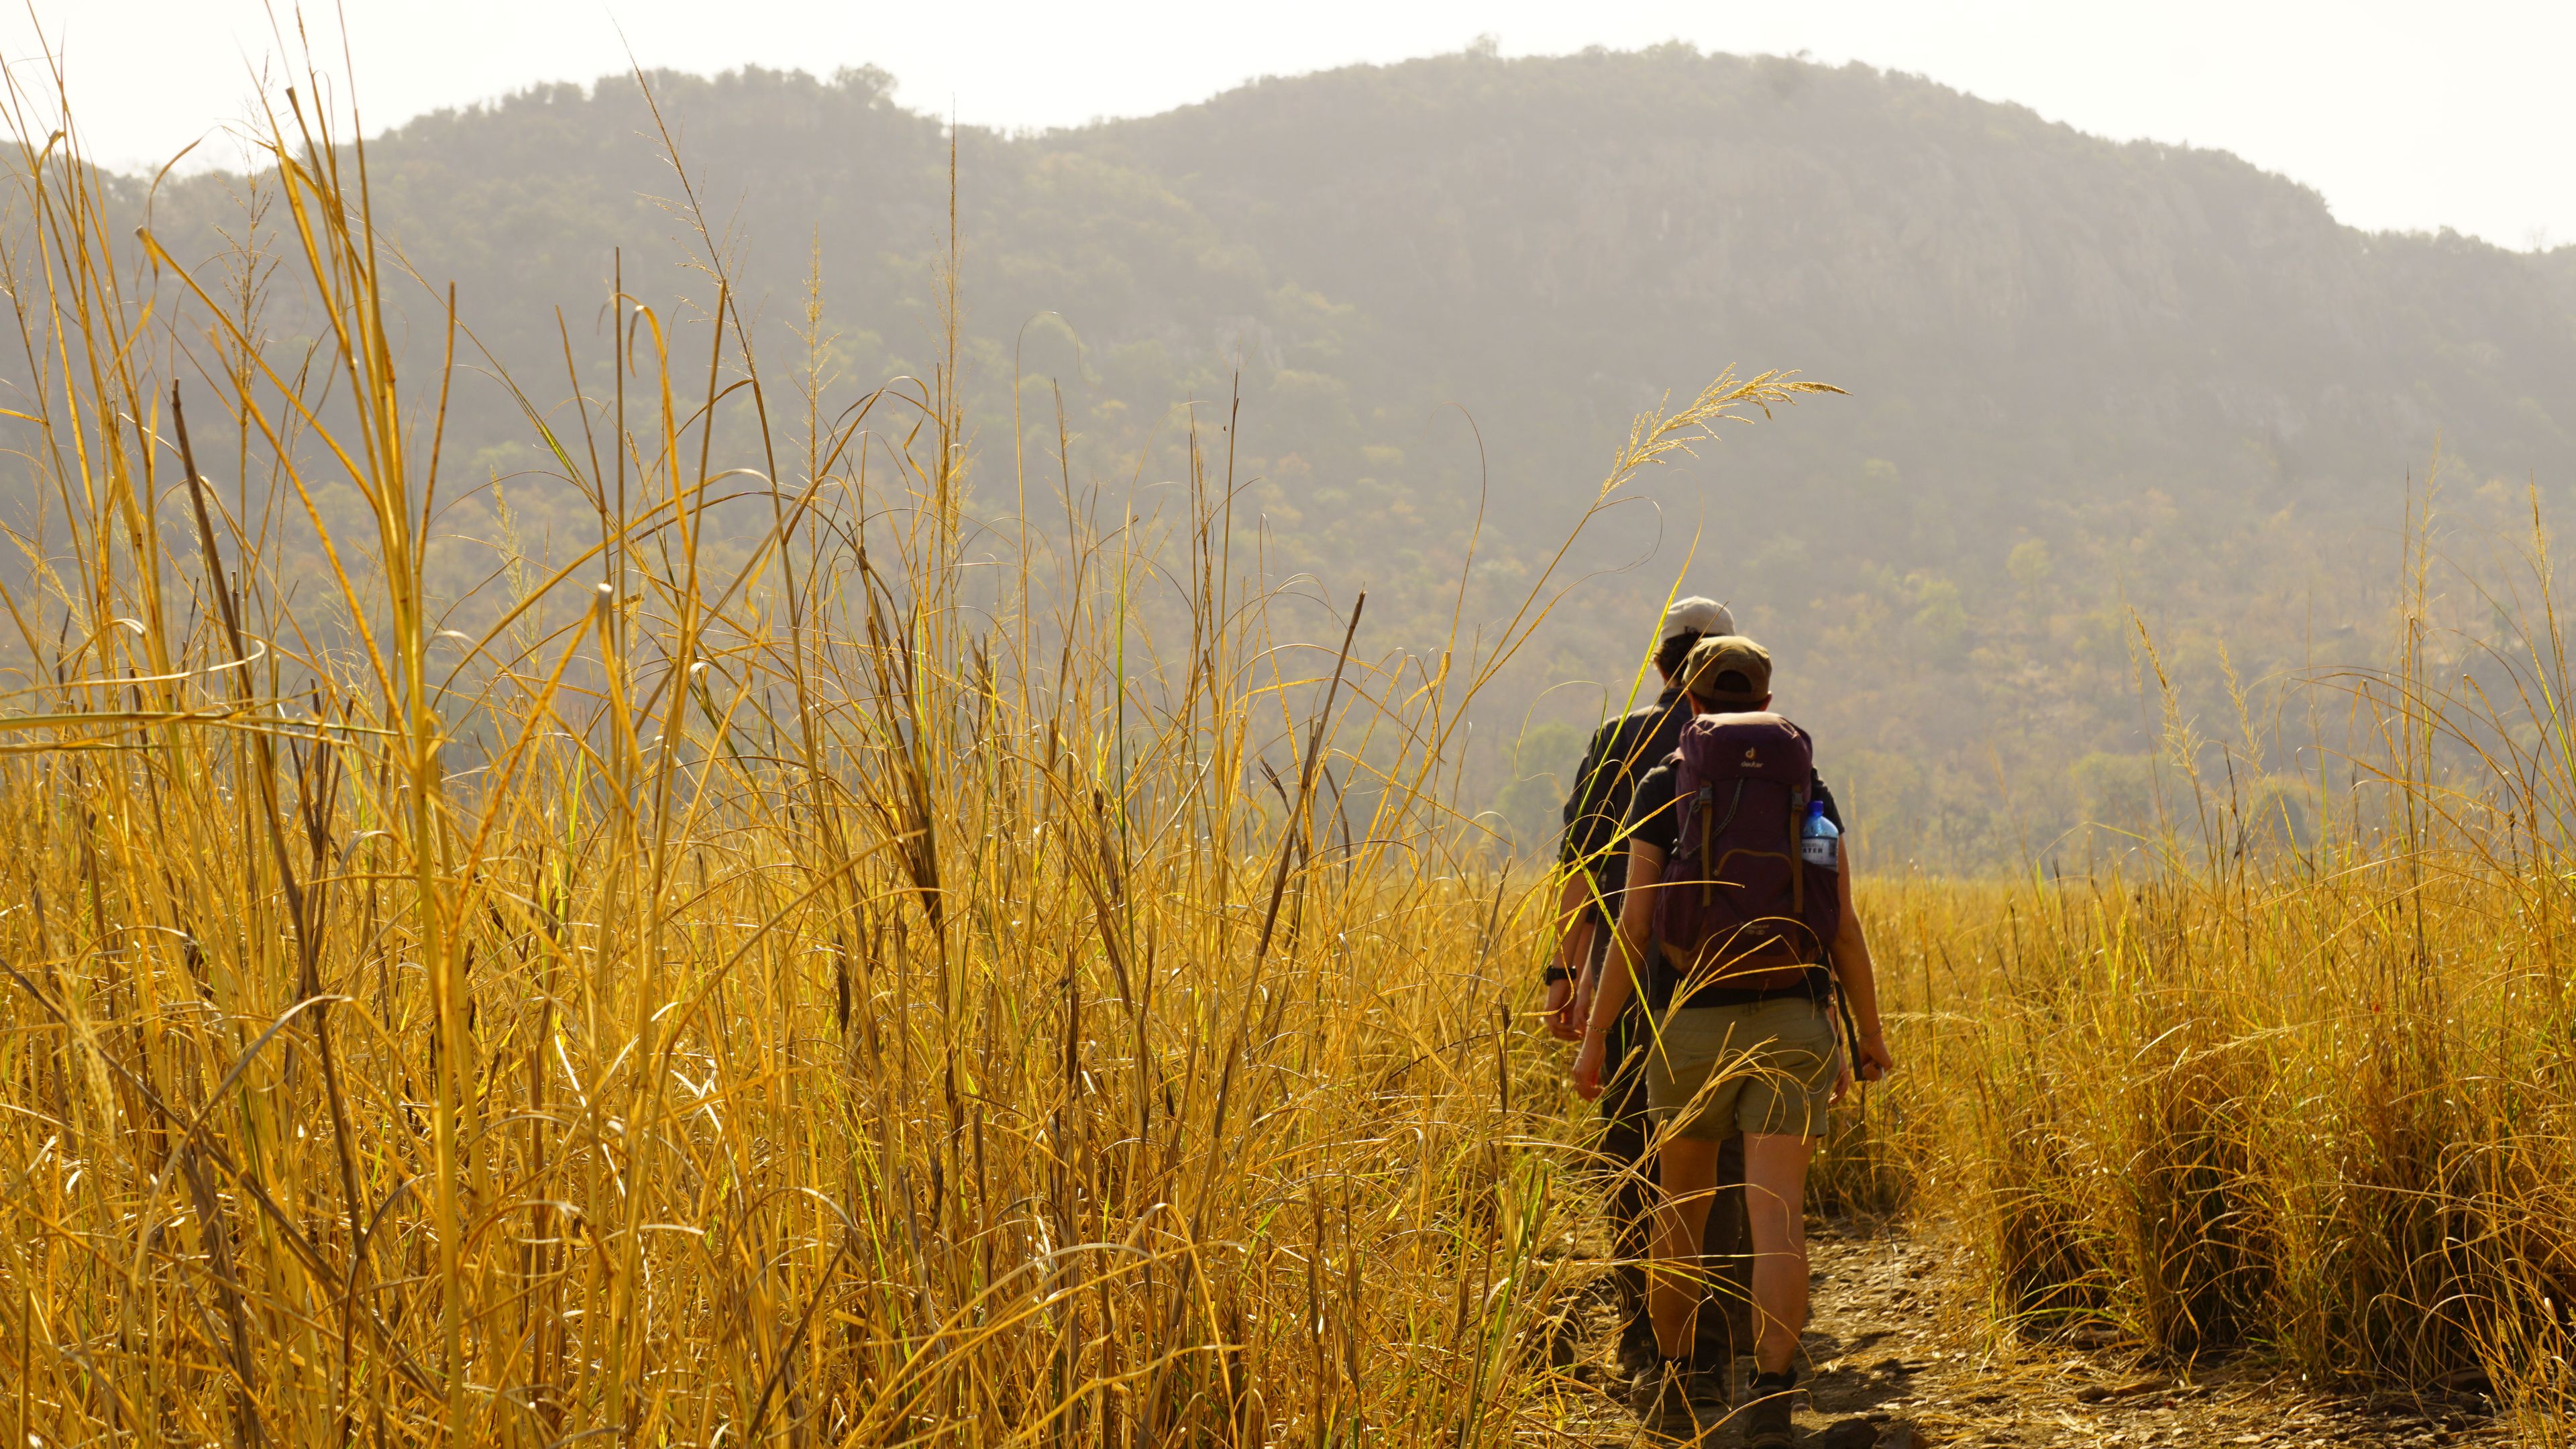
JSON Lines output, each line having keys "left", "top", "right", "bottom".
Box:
{"left": 1599, "top": 998, "right": 1754, "bottom": 1364}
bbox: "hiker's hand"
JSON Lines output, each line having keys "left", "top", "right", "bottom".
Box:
{"left": 1856, "top": 1031, "right": 1894, "bottom": 1084}
{"left": 1571, "top": 1033, "right": 1606, "bottom": 1101}
{"left": 1832, "top": 1033, "right": 1892, "bottom": 1106}
{"left": 1543, "top": 978, "right": 1584, "bottom": 1041}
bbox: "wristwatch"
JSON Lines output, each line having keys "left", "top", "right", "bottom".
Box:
{"left": 1542, "top": 963, "right": 1572, "bottom": 985}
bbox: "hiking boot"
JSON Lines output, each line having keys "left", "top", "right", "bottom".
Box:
{"left": 1741, "top": 1367, "right": 1801, "bottom": 1448}
{"left": 1626, "top": 1359, "right": 1705, "bottom": 1440}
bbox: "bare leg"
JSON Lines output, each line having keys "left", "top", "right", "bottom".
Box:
{"left": 1741, "top": 1131, "right": 1816, "bottom": 1374}
{"left": 1648, "top": 1135, "right": 1721, "bottom": 1360}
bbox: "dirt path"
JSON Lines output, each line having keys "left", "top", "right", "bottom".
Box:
{"left": 1559, "top": 1220, "right": 2514, "bottom": 1447}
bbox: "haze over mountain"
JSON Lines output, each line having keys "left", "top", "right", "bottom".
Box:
{"left": 119, "top": 44, "right": 2576, "bottom": 865}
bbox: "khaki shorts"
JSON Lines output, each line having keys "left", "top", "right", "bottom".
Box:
{"left": 1643, "top": 996, "right": 1843, "bottom": 1141}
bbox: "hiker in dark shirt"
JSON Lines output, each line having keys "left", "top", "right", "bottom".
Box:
{"left": 1572, "top": 634, "right": 1894, "bottom": 1444}
{"left": 1546, "top": 594, "right": 1735, "bottom": 1030}
{"left": 1544, "top": 596, "right": 1748, "bottom": 1377}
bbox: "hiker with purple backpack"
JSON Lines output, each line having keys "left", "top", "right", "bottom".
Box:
{"left": 1546, "top": 597, "right": 1756, "bottom": 1381}
{"left": 1570, "top": 633, "right": 1896, "bottom": 1444}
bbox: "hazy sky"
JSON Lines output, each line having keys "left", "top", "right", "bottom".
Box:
{"left": 15, "top": 1, "right": 2574, "bottom": 250}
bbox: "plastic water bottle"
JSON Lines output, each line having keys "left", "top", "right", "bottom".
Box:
{"left": 1800, "top": 800, "right": 1839, "bottom": 869}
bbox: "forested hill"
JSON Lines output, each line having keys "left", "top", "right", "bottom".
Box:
{"left": 125, "top": 46, "right": 2576, "bottom": 865}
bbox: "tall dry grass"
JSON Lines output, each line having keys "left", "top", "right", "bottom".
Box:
{"left": 13, "top": 41, "right": 2576, "bottom": 1449}
{"left": 0, "top": 59, "right": 1839, "bottom": 1446}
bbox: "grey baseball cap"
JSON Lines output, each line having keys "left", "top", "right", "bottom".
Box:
{"left": 1662, "top": 596, "right": 1735, "bottom": 641}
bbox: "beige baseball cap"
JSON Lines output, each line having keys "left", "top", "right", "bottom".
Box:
{"left": 1662, "top": 596, "right": 1735, "bottom": 641}
{"left": 1680, "top": 634, "right": 1773, "bottom": 708}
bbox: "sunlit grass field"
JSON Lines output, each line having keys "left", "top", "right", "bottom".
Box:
{"left": 3, "top": 60, "right": 2575, "bottom": 1449}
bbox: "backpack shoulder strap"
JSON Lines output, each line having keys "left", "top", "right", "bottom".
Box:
{"left": 1672, "top": 775, "right": 1716, "bottom": 859}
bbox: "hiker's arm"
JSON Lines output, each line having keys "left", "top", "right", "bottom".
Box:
{"left": 1829, "top": 848, "right": 1894, "bottom": 1083}
{"left": 1572, "top": 841, "right": 1662, "bottom": 1099}
{"left": 1594, "top": 842, "right": 1661, "bottom": 1029}
{"left": 1547, "top": 725, "right": 1616, "bottom": 1034}
{"left": 1558, "top": 720, "right": 1615, "bottom": 859}
{"left": 1544, "top": 871, "right": 1596, "bottom": 1040}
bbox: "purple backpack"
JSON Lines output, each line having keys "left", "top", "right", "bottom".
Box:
{"left": 1653, "top": 711, "right": 1841, "bottom": 993}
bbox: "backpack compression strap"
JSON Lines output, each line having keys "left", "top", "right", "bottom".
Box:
{"left": 1699, "top": 780, "right": 1746, "bottom": 908}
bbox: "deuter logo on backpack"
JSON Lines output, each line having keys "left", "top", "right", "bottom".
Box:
{"left": 1654, "top": 712, "right": 1841, "bottom": 995}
